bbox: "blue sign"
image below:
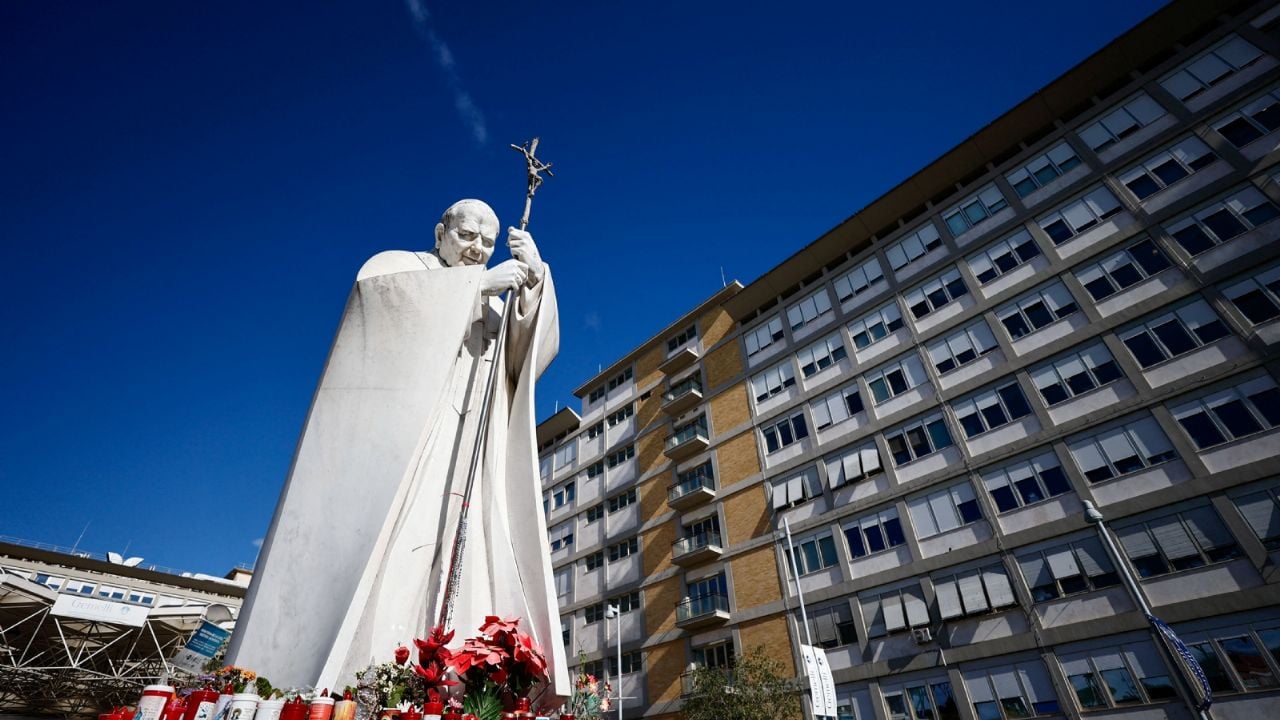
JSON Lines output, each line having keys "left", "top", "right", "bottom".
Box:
{"left": 187, "top": 620, "right": 231, "bottom": 657}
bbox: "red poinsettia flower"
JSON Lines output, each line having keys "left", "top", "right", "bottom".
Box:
{"left": 394, "top": 645, "right": 410, "bottom": 665}
{"left": 414, "top": 625, "right": 455, "bottom": 664}
{"left": 478, "top": 615, "right": 522, "bottom": 647}
{"left": 413, "top": 660, "right": 458, "bottom": 687}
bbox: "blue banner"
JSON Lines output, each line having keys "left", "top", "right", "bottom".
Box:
{"left": 1147, "top": 613, "right": 1212, "bottom": 711}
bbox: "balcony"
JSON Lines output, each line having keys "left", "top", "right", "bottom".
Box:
{"left": 667, "top": 471, "right": 716, "bottom": 510}
{"left": 681, "top": 668, "right": 735, "bottom": 696}
{"left": 672, "top": 531, "right": 724, "bottom": 567}
{"left": 676, "top": 593, "right": 730, "bottom": 630}
{"left": 662, "top": 377, "right": 704, "bottom": 416}
{"left": 665, "top": 419, "right": 709, "bottom": 461}
{"left": 659, "top": 346, "right": 700, "bottom": 375}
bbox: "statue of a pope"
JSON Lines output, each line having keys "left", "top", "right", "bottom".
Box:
{"left": 227, "top": 199, "right": 568, "bottom": 698}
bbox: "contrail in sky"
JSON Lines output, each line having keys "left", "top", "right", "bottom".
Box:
{"left": 404, "top": 0, "right": 488, "bottom": 146}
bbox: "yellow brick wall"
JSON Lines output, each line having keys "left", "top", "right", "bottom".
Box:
{"left": 635, "top": 344, "right": 665, "bottom": 394}
{"left": 731, "top": 545, "right": 782, "bottom": 610}
{"left": 637, "top": 428, "right": 666, "bottom": 476}
{"left": 737, "top": 614, "right": 795, "bottom": 675}
{"left": 643, "top": 575, "right": 682, "bottom": 635}
{"left": 715, "top": 431, "right": 760, "bottom": 486}
{"left": 644, "top": 640, "right": 687, "bottom": 704}
{"left": 721, "top": 484, "right": 769, "bottom": 545}
{"left": 698, "top": 307, "right": 735, "bottom": 348}
{"left": 709, "top": 382, "right": 750, "bottom": 434}
{"left": 640, "top": 517, "right": 676, "bottom": 578}
{"left": 635, "top": 389, "right": 660, "bottom": 434}
{"left": 704, "top": 341, "right": 743, "bottom": 389}
{"left": 638, "top": 470, "right": 672, "bottom": 523}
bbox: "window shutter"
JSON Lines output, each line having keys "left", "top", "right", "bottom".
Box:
{"left": 930, "top": 490, "right": 961, "bottom": 534}
{"left": 882, "top": 592, "right": 906, "bottom": 632}
{"left": 1236, "top": 491, "right": 1280, "bottom": 541}
{"left": 958, "top": 571, "right": 989, "bottom": 614}
{"left": 1069, "top": 440, "right": 1108, "bottom": 477}
{"left": 1130, "top": 417, "right": 1174, "bottom": 463}
{"left": 983, "top": 565, "right": 1016, "bottom": 608}
{"left": 935, "top": 578, "right": 964, "bottom": 619}
{"left": 903, "top": 586, "right": 929, "bottom": 627}
{"left": 1018, "top": 662, "right": 1056, "bottom": 706}
{"left": 841, "top": 451, "right": 862, "bottom": 485}
{"left": 1123, "top": 642, "right": 1168, "bottom": 680}
{"left": 787, "top": 474, "right": 804, "bottom": 504}
{"left": 1073, "top": 538, "right": 1115, "bottom": 578}
{"left": 963, "top": 671, "right": 995, "bottom": 704}
{"left": 1059, "top": 654, "right": 1093, "bottom": 677}
{"left": 991, "top": 667, "right": 1024, "bottom": 702}
{"left": 1018, "top": 554, "right": 1052, "bottom": 590}
{"left": 1046, "top": 547, "right": 1082, "bottom": 579}
{"left": 909, "top": 496, "right": 939, "bottom": 539}
{"left": 1117, "top": 525, "right": 1158, "bottom": 559}
{"left": 771, "top": 481, "right": 788, "bottom": 510}
{"left": 1149, "top": 516, "right": 1198, "bottom": 560}
{"left": 861, "top": 448, "right": 881, "bottom": 475}
{"left": 1182, "top": 506, "right": 1234, "bottom": 550}
{"left": 1030, "top": 452, "right": 1061, "bottom": 477}
{"left": 929, "top": 341, "right": 953, "bottom": 369}
{"left": 982, "top": 469, "right": 1010, "bottom": 493}
{"left": 813, "top": 609, "right": 838, "bottom": 645}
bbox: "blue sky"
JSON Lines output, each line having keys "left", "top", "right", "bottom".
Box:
{"left": 1, "top": 0, "right": 1166, "bottom": 575}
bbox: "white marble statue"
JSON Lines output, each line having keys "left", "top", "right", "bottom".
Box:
{"left": 227, "top": 199, "right": 569, "bottom": 699}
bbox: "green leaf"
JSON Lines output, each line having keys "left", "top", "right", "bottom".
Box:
{"left": 462, "top": 689, "right": 503, "bottom": 720}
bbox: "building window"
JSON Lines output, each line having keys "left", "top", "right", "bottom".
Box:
{"left": 848, "top": 301, "right": 905, "bottom": 348}
{"left": 788, "top": 533, "right": 839, "bottom": 576}
{"left": 804, "top": 602, "right": 857, "bottom": 649}
{"left": 1018, "top": 537, "right": 1118, "bottom": 602}
{"left": 554, "top": 442, "right": 577, "bottom": 470}
{"left": 1171, "top": 375, "right": 1280, "bottom": 450}
{"left": 824, "top": 441, "right": 882, "bottom": 489}
{"left": 1074, "top": 237, "right": 1172, "bottom": 301}
{"left": 1213, "top": 85, "right": 1280, "bottom": 147}
{"left": 1222, "top": 264, "right": 1280, "bottom": 326}
{"left": 609, "top": 590, "right": 641, "bottom": 614}
{"left": 551, "top": 481, "right": 576, "bottom": 509}
{"left": 1116, "top": 506, "right": 1242, "bottom": 578}
{"left": 934, "top": 562, "right": 1017, "bottom": 619}
{"left": 861, "top": 584, "right": 929, "bottom": 637}
{"left": 586, "top": 421, "right": 605, "bottom": 439}
{"left": 745, "top": 315, "right": 785, "bottom": 357}
{"left": 1187, "top": 630, "right": 1280, "bottom": 693}
{"left": 581, "top": 659, "right": 605, "bottom": 678}
{"left": 607, "top": 488, "right": 637, "bottom": 514}
{"left": 554, "top": 568, "right": 571, "bottom": 598}
{"left": 1118, "top": 135, "right": 1217, "bottom": 200}
{"left": 843, "top": 506, "right": 906, "bottom": 559}
{"left": 865, "top": 353, "right": 928, "bottom": 404}
{"left": 1029, "top": 342, "right": 1124, "bottom": 406}
{"left": 834, "top": 256, "right": 885, "bottom": 304}
{"left": 770, "top": 465, "right": 823, "bottom": 510}
{"left": 1066, "top": 416, "right": 1176, "bottom": 484}
{"left": 583, "top": 551, "right": 604, "bottom": 571}
{"left": 905, "top": 268, "right": 969, "bottom": 320}
{"left": 1164, "top": 185, "right": 1280, "bottom": 257}
{"left": 550, "top": 523, "right": 574, "bottom": 552}
{"left": 751, "top": 360, "right": 797, "bottom": 403}
{"left": 951, "top": 380, "right": 1033, "bottom": 438}
{"left": 1118, "top": 299, "right": 1231, "bottom": 368}
{"left": 693, "top": 641, "right": 735, "bottom": 670}
{"left": 606, "top": 403, "right": 634, "bottom": 427}
{"left": 588, "top": 386, "right": 606, "bottom": 404}
{"left": 608, "top": 367, "right": 633, "bottom": 391}
{"left": 1160, "top": 35, "right": 1265, "bottom": 103}
{"left": 561, "top": 618, "right": 571, "bottom": 649}
{"left": 1037, "top": 185, "right": 1123, "bottom": 245}
{"left": 908, "top": 482, "right": 982, "bottom": 539}
{"left": 884, "top": 413, "right": 954, "bottom": 466}
{"left": 1079, "top": 93, "right": 1166, "bottom": 152}
{"left": 942, "top": 184, "right": 1009, "bottom": 236}
{"left": 1006, "top": 141, "right": 1082, "bottom": 197}
{"left": 608, "top": 651, "right": 644, "bottom": 675}
{"left": 926, "top": 320, "right": 998, "bottom": 375}
{"left": 967, "top": 229, "right": 1041, "bottom": 285}
{"left": 1234, "top": 484, "right": 1280, "bottom": 550}
{"left": 1060, "top": 642, "right": 1176, "bottom": 710}
{"left": 886, "top": 223, "right": 945, "bottom": 274}
{"left": 963, "top": 662, "right": 1061, "bottom": 718}
{"left": 787, "top": 288, "right": 834, "bottom": 331}
{"left": 584, "top": 603, "right": 605, "bottom": 624}
{"left": 605, "top": 444, "right": 634, "bottom": 468}
{"left": 997, "top": 281, "right": 1079, "bottom": 340}
{"left": 762, "top": 411, "right": 809, "bottom": 454}
{"left": 687, "top": 574, "right": 727, "bottom": 606}
{"left": 881, "top": 678, "right": 961, "bottom": 720}
{"left": 797, "top": 333, "right": 848, "bottom": 378}
{"left": 810, "top": 382, "right": 865, "bottom": 430}
{"left": 667, "top": 325, "right": 697, "bottom": 353}
{"left": 607, "top": 537, "right": 639, "bottom": 562}
{"left": 980, "top": 451, "right": 1071, "bottom": 513}
{"left": 585, "top": 460, "right": 604, "bottom": 479}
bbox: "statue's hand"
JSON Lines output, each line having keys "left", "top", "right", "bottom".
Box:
{"left": 481, "top": 259, "right": 529, "bottom": 295}
{"left": 507, "top": 227, "right": 544, "bottom": 284}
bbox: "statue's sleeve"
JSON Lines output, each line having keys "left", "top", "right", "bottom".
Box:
{"left": 505, "top": 264, "right": 558, "bottom": 382}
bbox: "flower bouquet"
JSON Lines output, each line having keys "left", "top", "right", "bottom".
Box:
{"left": 446, "top": 616, "right": 548, "bottom": 720}
{"left": 561, "top": 657, "right": 611, "bottom": 720}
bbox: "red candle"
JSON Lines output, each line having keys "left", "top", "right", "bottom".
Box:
{"left": 280, "top": 698, "right": 308, "bottom": 720}
{"left": 403, "top": 706, "right": 423, "bottom": 720}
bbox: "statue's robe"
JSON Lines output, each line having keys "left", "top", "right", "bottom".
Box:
{"left": 227, "top": 252, "right": 568, "bottom": 699}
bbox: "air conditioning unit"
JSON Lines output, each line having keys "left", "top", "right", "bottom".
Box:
{"left": 911, "top": 627, "right": 933, "bottom": 645}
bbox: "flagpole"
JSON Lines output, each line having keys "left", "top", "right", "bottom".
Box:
{"left": 1082, "top": 501, "right": 1213, "bottom": 720}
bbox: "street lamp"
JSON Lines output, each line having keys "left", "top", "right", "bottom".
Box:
{"left": 604, "top": 604, "right": 622, "bottom": 720}
{"left": 1082, "top": 500, "right": 1212, "bottom": 720}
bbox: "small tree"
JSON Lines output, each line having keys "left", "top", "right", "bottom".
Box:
{"left": 681, "top": 646, "right": 802, "bottom": 720}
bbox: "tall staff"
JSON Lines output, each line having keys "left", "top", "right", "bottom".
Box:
{"left": 435, "top": 138, "right": 554, "bottom": 632}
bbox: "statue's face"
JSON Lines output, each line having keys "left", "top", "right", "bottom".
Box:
{"left": 435, "top": 205, "right": 498, "bottom": 267}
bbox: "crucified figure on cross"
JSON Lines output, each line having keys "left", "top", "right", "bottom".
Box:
{"left": 511, "top": 137, "right": 554, "bottom": 231}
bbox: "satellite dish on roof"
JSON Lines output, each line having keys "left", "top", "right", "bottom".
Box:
{"left": 123, "top": 557, "right": 144, "bottom": 567}
{"left": 108, "top": 552, "right": 123, "bottom": 564}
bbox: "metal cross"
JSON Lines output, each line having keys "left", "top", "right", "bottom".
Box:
{"left": 510, "top": 137, "right": 554, "bottom": 230}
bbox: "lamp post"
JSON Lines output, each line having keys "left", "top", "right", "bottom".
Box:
{"left": 605, "top": 603, "right": 622, "bottom": 720}
{"left": 1082, "top": 500, "right": 1212, "bottom": 720}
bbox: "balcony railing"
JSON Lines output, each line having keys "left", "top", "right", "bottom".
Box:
{"left": 676, "top": 593, "right": 730, "bottom": 623}
{"left": 659, "top": 345, "right": 700, "bottom": 375}
{"left": 673, "top": 531, "right": 722, "bottom": 558}
{"left": 667, "top": 470, "right": 715, "bottom": 505}
{"left": 666, "top": 420, "right": 709, "bottom": 460}
{"left": 665, "top": 377, "right": 703, "bottom": 402}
